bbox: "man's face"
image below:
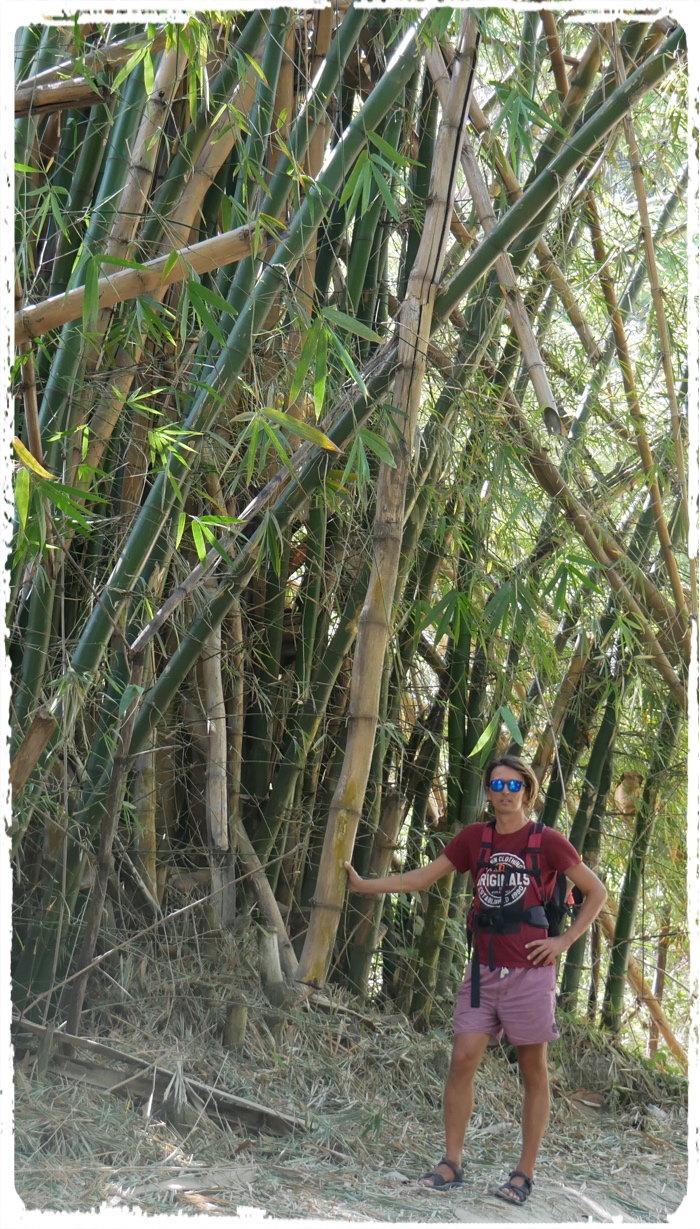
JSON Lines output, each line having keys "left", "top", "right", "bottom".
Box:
{"left": 487, "top": 767, "right": 528, "bottom": 813}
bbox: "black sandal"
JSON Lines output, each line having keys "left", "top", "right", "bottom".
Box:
{"left": 418, "top": 1158, "right": 464, "bottom": 1190}
{"left": 494, "top": 1169, "right": 533, "bottom": 1204}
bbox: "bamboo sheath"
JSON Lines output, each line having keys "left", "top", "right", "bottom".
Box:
{"left": 296, "top": 12, "right": 481, "bottom": 991}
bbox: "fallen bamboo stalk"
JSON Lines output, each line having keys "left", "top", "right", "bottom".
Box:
{"left": 598, "top": 906, "right": 687, "bottom": 1072}
{"left": 28, "top": 1042, "right": 306, "bottom": 1133}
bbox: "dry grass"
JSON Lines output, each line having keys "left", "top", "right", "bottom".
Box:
{"left": 13, "top": 924, "right": 687, "bottom": 1221}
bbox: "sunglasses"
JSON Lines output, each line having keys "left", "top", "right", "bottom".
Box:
{"left": 488, "top": 778, "right": 524, "bottom": 793}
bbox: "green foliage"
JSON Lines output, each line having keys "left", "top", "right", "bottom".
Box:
{"left": 10, "top": 9, "right": 689, "bottom": 1051}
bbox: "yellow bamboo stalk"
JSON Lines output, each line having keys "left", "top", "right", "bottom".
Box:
{"left": 539, "top": 9, "right": 569, "bottom": 104}
{"left": 586, "top": 191, "right": 690, "bottom": 635}
{"left": 201, "top": 592, "right": 228, "bottom": 852}
{"left": 105, "top": 45, "right": 187, "bottom": 263}
{"left": 427, "top": 41, "right": 560, "bottom": 418}
{"left": 16, "top": 29, "right": 168, "bottom": 99}
{"left": 531, "top": 632, "right": 591, "bottom": 783}
{"left": 15, "top": 222, "right": 259, "bottom": 347}
{"left": 598, "top": 904, "right": 687, "bottom": 1072}
{"left": 156, "top": 41, "right": 264, "bottom": 251}
{"left": 612, "top": 36, "right": 695, "bottom": 618}
{"left": 468, "top": 83, "right": 603, "bottom": 366}
{"left": 296, "top": 12, "right": 480, "bottom": 992}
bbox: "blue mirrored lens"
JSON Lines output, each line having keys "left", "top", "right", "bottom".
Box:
{"left": 489, "top": 778, "right": 523, "bottom": 793}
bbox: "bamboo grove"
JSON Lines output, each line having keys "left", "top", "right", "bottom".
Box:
{"left": 10, "top": 6, "right": 691, "bottom": 1067}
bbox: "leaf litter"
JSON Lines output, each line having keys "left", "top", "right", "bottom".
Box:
{"left": 13, "top": 924, "right": 687, "bottom": 1221}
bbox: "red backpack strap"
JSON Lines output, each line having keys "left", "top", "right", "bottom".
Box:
{"left": 524, "top": 821, "right": 546, "bottom": 901}
{"left": 476, "top": 821, "right": 495, "bottom": 873}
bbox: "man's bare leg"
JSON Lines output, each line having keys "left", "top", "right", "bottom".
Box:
{"left": 418, "top": 1032, "right": 490, "bottom": 1186}
{"left": 497, "top": 1042, "right": 550, "bottom": 1199}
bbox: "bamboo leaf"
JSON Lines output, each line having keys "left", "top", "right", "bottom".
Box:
{"left": 112, "top": 45, "right": 147, "bottom": 92}
{"left": 468, "top": 712, "right": 501, "bottom": 759}
{"left": 190, "top": 518, "right": 206, "bottom": 562}
{"left": 484, "top": 581, "right": 513, "bottom": 634}
{"left": 262, "top": 407, "right": 340, "bottom": 452}
{"left": 328, "top": 330, "right": 367, "bottom": 394}
{"left": 143, "top": 48, "right": 154, "bottom": 95}
{"left": 13, "top": 438, "right": 54, "bottom": 479}
{"left": 369, "top": 159, "right": 401, "bottom": 221}
{"left": 175, "top": 511, "right": 186, "bottom": 548}
{"left": 357, "top": 427, "right": 396, "bottom": 468}
{"left": 321, "top": 308, "right": 382, "bottom": 343}
{"left": 500, "top": 705, "right": 524, "bottom": 747}
{"left": 15, "top": 466, "right": 30, "bottom": 533}
{"left": 187, "top": 281, "right": 227, "bottom": 346}
{"left": 82, "top": 257, "right": 100, "bottom": 332}
{"left": 119, "top": 682, "right": 144, "bottom": 716}
{"left": 34, "top": 478, "right": 92, "bottom": 531}
{"left": 314, "top": 328, "right": 328, "bottom": 418}
{"left": 367, "top": 130, "right": 415, "bottom": 166}
{"left": 288, "top": 318, "right": 322, "bottom": 404}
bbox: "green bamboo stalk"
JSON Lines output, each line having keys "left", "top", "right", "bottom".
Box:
{"left": 45, "top": 105, "right": 113, "bottom": 299}
{"left": 68, "top": 19, "right": 422, "bottom": 684}
{"left": 242, "top": 532, "right": 291, "bottom": 805}
{"left": 38, "top": 61, "right": 148, "bottom": 456}
{"left": 559, "top": 746, "right": 612, "bottom": 1011}
{"left": 398, "top": 71, "right": 437, "bottom": 301}
{"left": 567, "top": 683, "right": 621, "bottom": 853}
{"left": 411, "top": 837, "right": 454, "bottom": 1027}
{"left": 507, "top": 10, "right": 541, "bottom": 180}
{"left": 252, "top": 561, "right": 370, "bottom": 863}
{"left": 345, "top": 106, "right": 403, "bottom": 313}
{"left": 293, "top": 502, "right": 327, "bottom": 698}
{"left": 601, "top": 697, "right": 681, "bottom": 1031}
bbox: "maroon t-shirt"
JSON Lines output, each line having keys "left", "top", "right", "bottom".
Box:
{"left": 443, "top": 820, "right": 581, "bottom": 968}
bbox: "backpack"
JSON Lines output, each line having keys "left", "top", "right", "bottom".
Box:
{"left": 466, "top": 820, "right": 580, "bottom": 1007}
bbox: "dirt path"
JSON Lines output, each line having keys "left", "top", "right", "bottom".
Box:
{"left": 13, "top": 953, "right": 688, "bottom": 1222}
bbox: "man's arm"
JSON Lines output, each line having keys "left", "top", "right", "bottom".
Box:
{"left": 344, "top": 853, "right": 455, "bottom": 895}
{"left": 525, "top": 861, "right": 607, "bottom": 967}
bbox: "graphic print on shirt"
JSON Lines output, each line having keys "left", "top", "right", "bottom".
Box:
{"left": 477, "top": 852, "right": 531, "bottom": 909}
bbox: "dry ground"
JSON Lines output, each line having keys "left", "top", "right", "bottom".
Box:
{"left": 13, "top": 928, "right": 688, "bottom": 1222}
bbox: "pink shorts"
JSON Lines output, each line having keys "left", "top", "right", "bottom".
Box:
{"left": 454, "top": 964, "right": 560, "bottom": 1046}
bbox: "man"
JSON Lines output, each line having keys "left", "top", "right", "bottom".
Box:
{"left": 344, "top": 755, "right": 607, "bottom": 1205}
